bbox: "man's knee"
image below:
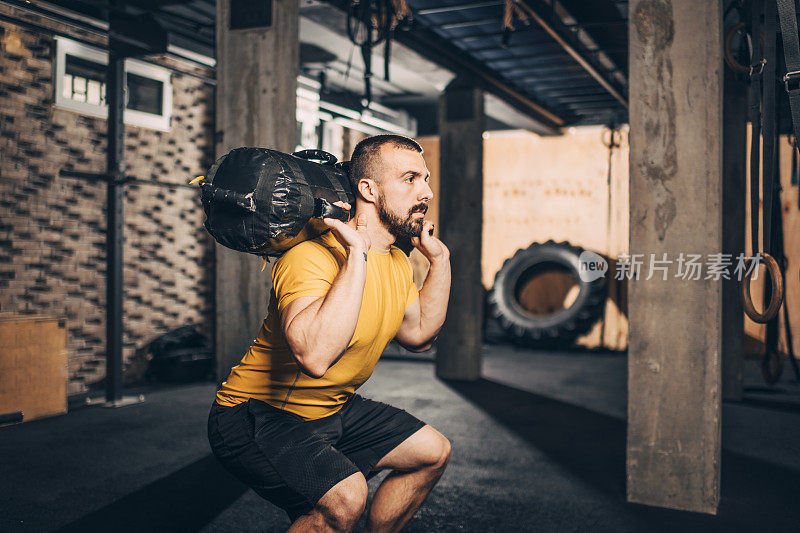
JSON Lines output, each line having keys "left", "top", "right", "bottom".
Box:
{"left": 432, "top": 434, "right": 451, "bottom": 471}
{"left": 314, "top": 472, "right": 368, "bottom": 531}
{"left": 416, "top": 428, "right": 451, "bottom": 471}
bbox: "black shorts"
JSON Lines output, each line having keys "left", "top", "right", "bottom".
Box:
{"left": 207, "top": 394, "right": 426, "bottom": 521}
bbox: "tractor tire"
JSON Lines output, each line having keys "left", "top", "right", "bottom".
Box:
{"left": 487, "top": 240, "right": 607, "bottom": 347}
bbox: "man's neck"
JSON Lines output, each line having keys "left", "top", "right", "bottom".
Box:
{"left": 345, "top": 203, "right": 395, "bottom": 252}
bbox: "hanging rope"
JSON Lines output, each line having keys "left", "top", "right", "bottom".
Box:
{"left": 346, "top": 0, "right": 412, "bottom": 105}
{"left": 602, "top": 126, "right": 621, "bottom": 246}
{"left": 502, "top": 0, "right": 528, "bottom": 48}
{"left": 599, "top": 125, "right": 621, "bottom": 349}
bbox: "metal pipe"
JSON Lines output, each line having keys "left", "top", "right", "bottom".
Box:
{"left": 105, "top": 39, "right": 125, "bottom": 405}
{"left": 59, "top": 171, "right": 199, "bottom": 190}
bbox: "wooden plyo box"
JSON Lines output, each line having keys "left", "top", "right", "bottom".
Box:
{"left": 0, "top": 315, "right": 68, "bottom": 425}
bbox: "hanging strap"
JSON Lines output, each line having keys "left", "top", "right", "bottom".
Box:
{"left": 776, "top": 0, "right": 800, "bottom": 150}
{"left": 762, "top": 0, "right": 778, "bottom": 257}
{"left": 742, "top": 1, "right": 785, "bottom": 325}
{"left": 748, "top": 0, "right": 764, "bottom": 257}
{"left": 793, "top": 138, "right": 800, "bottom": 209}
{"left": 772, "top": 185, "right": 800, "bottom": 380}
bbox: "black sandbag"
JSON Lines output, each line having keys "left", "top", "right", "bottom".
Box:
{"left": 201, "top": 147, "right": 354, "bottom": 256}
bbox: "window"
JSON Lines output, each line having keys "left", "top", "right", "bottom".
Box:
{"left": 54, "top": 37, "right": 172, "bottom": 131}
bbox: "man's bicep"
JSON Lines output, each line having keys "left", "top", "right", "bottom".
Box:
{"left": 395, "top": 298, "right": 422, "bottom": 346}
{"left": 281, "top": 296, "right": 323, "bottom": 335}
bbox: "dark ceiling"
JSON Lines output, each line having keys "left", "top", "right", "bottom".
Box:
{"left": 395, "top": 0, "right": 628, "bottom": 128}
{"left": 4, "top": 0, "right": 629, "bottom": 129}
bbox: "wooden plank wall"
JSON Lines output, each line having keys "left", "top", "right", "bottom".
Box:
{"left": 416, "top": 126, "right": 800, "bottom": 356}
{"left": 416, "top": 127, "right": 630, "bottom": 351}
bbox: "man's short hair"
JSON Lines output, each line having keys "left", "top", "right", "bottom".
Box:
{"left": 348, "top": 134, "right": 423, "bottom": 191}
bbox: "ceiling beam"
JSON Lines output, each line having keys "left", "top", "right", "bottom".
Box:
{"left": 392, "top": 28, "right": 565, "bottom": 131}
{"left": 516, "top": 0, "right": 628, "bottom": 108}
{"left": 322, "top": 0, "right": 565, "bottom": 132}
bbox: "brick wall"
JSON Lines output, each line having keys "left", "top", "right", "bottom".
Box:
{"left": 0, "top": 19, "right": 216, "bottom": 395}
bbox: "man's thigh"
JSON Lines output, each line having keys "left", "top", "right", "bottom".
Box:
{"left": 336, "top": 395, "right": 427, "bottom": 477}
{"left": 372, "top": 425, "right": 449, "bottom": 472}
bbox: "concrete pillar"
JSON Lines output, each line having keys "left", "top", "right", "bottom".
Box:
{"left": 214, "top": 0, "right": 298, "bottom": 381}
{"left": 436, "top": 79, "right": 484, "bottom": 381}
{"left": 628, "top": 0, "right": 723, "bottom": 514}
{"left": 721, "top": 4, "right": 747, "bottom": 401}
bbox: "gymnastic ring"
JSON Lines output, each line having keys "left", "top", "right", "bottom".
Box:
{"left": 725, "top": 22, "right": 749, "bottom": 74}
{"left": 724, "top": 22, "right": 764, "bottom": 75}
{"left": 741, "top": 252, "right": 784, "bottom": 324}
{"left": 761, "top": 346, "right": 784, "bottom": 385}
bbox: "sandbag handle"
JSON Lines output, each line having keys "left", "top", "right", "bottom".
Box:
{"left": 313, "top": 197, "right": 351, "bottom": 221}
{"left": 200, "top": 183, "right": 256, "bottom": 212}
{"left": 293, "top": 149, "right": 338, "bottom": 165}
{"left": 335, "top": 161, "right": 352, "bottom": 177}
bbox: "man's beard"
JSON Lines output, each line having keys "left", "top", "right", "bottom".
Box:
{"left": 376, "top": 194, "right": 427, "bottom": 239}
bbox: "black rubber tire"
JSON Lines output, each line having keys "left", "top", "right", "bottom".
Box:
{"left": 487, "top": 240, "right": 607, "bottom": 347}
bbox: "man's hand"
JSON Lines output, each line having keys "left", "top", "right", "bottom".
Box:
{"left": 411, "top": 221, "right": 449, "bottom": 263}
{"left": 323, "top": 202, "right": 371, "bottom": 254}
{"left": 282, "top": 201, "right": 370, "bottom": 378}
{"left": 396, "top": 220, "right": 451, "bottom": 352}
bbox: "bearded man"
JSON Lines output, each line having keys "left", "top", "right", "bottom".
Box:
{"left": 208, "top": 134, "right": 452, "bottom": 532}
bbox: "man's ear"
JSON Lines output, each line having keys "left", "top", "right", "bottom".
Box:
{"left": 357, "top": 178, "right": 378, "bottom": 203}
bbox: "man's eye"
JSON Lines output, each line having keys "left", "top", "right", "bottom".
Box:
{"left": 405, "top": 176, "right": 414, "bottom": 183}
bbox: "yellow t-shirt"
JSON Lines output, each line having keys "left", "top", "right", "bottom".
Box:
{"left": 214, "top": 230, "right": 419, "bottom": 420}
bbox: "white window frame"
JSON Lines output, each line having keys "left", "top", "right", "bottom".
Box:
{"left": 54, "top": 36, "right": 173, "bottom": 131}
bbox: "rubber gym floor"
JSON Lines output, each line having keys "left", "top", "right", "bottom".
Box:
{"left": 1, "top": 345, "right": 798, "bottom": 533}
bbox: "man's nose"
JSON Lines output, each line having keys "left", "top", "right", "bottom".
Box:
{"left": 420, "top": 181, "right": 433, "bottom": 202}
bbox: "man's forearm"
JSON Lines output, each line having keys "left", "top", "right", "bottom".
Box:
{"left": 416, "top": 256, "right": 451, "bottom": 344}
{"left": 285, "top": 250, "right": 367, "bottom": 376}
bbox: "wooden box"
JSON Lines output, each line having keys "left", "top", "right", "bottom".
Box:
{"left": 0, "top": 314, "right": 68, "bottom": 425}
